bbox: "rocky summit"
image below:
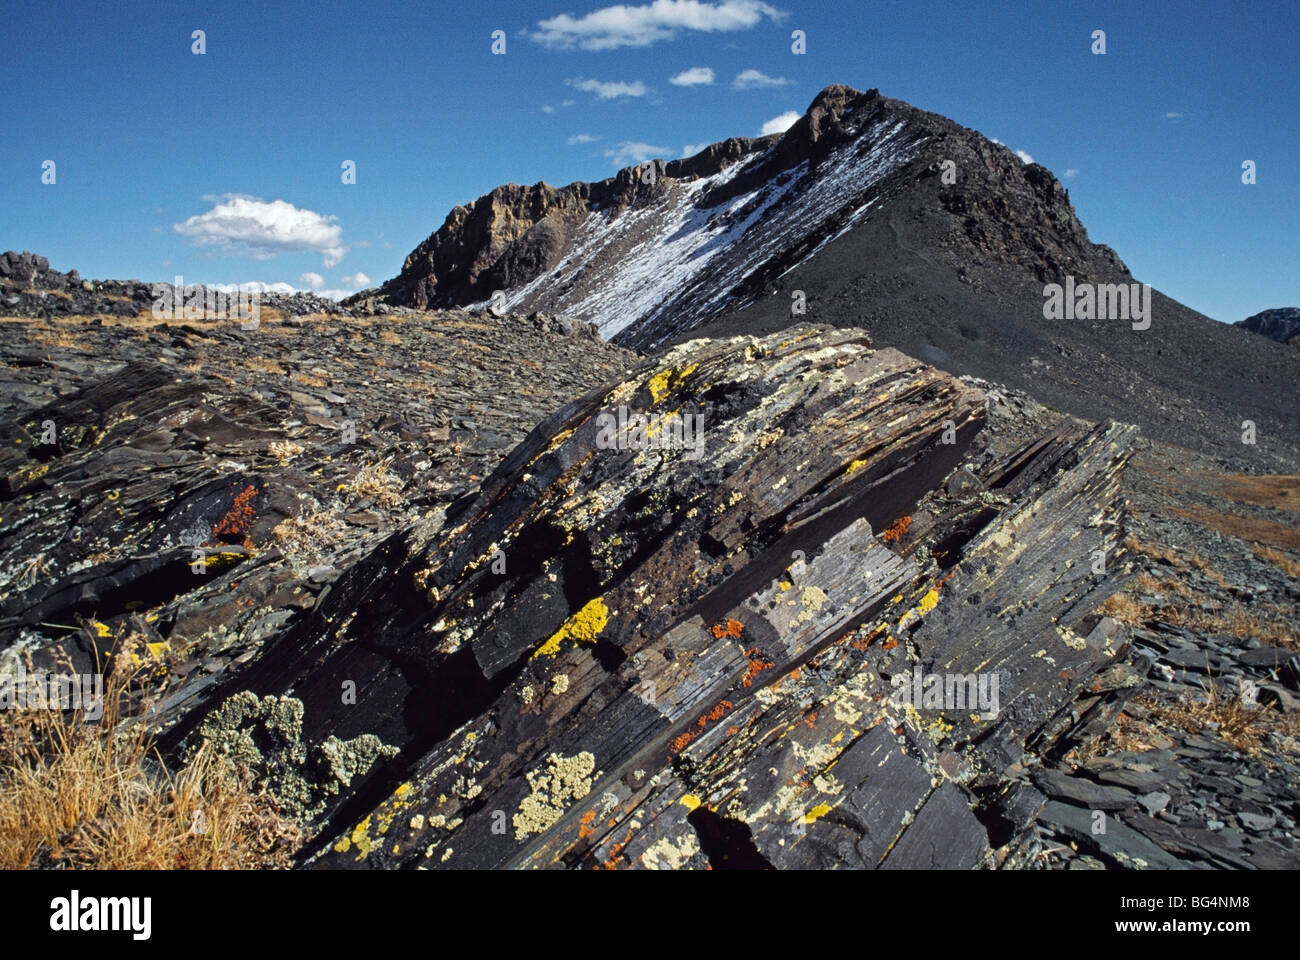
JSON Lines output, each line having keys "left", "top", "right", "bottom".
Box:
{"left": 360, "top": 85, "right": 1298, "bottom": 470}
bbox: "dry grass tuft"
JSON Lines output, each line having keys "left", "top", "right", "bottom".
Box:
{"left": 1143, "top": 681, "right": 1300, "bottom": 759}
{"left": 29, "top": 328, "right": 91, "bottom": 351}
{"left": 0, "top": 641, "right": 305, "bottom": 869}
{"left": 268, "top": 440, "right": 305, "bottom": 462}
{"left": 343, "top": 457, "right": 404, "bottom": 509}
{"left": 272, "top": 510, "right": 349, "bottom": 562}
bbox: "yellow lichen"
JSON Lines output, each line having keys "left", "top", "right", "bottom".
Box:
{"left": 647, "top": 363, "right": 698, "bottom": 404}
{"left": 802, "top": 803, "right": 833, "bottom": 824}
{"left": 532, "top": 597, "right": 609, "bottom": 658}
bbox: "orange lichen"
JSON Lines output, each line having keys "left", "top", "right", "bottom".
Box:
{"left": 670, "top": 732, "right": 695, "bottom": 753}
{"left": 711, "top": 618, "right": 744, "bottom": 639}
{"left": 881, "top": 636, "right": 898, "bottom": 651}
{"left": 578, "top": 808, "right": 597, "bottom": 840}
{"left": 881, "top": 515, "right": 912, "bottom": 543}
{"left": 697, "top": 700, "right": 734, "bottom": 729}
{"left": 211, "top": 485, "right": 258, "bottom": 547}
{"left": 602, "top": 827, "right": 635, "bottom": 869}
{"left": 741, "top": 647, "right": 775, "bottom": 688}
{"left": 853, "top": 626, "right": 886, "bottom": 650}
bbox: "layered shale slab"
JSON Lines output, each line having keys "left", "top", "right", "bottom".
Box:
{"left": 244, "top": 323, "right": 1138, "bottom": 869}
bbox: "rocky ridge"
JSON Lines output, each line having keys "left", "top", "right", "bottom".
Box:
{"left": 1236, "top": 307, "right": 1300, "bottom": 345}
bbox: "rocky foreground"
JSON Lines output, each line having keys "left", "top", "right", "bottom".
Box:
{"left": 1, "top": 305, "right": 1297, "bottom": 869}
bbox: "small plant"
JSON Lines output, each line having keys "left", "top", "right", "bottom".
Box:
{"left": 342, "top": 457, "right": 404, "bottom": 509}
{"left": 268, "top": 440, "right": 305, "bottom": 462}
{"left": 0, "top": 640, "right": 305, "bottom": 869}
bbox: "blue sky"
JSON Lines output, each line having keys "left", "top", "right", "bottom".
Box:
{"left": 2, "top": 0, "right": 1295, "bottom": 320}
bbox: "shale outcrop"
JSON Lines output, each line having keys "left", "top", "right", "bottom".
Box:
{"left": 3, "top": 308, "right": 1296, "bottom": 869}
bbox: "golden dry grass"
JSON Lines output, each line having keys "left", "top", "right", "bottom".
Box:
{"left": 271, "top": 510, "right": 349, "bottom": 561}
{"left": 1142, "top": 682, "right": 1300, "bottom": 759}
{"left": 1209, "top": 473, "right": 1300, "bottom": 512}
{"left": 1168, "top": 504, "right": 1300, "bottom": 551}
{"left": 1098, "top": 591, "right": 1147, "bottom": 623}
{"left": 28, "top": 328, "right": 92, "bottom": 351}
{"left": 1253, "top": 544, "right": 1300, "bottom": 580}
{"left": 245, "top": 356, "right": 285, "bottom": 375}
{"left": 1159, "top": 602, "right": 1297, "bottom": 650}
{"left": 0, "top": 641, "right": 305, "bottom": 869}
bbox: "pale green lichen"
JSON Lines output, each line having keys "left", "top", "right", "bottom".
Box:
{"left": 188, "top": 691, "right": 398, "bottom": 822}
{"left": 513, "top": 751, "right": 599, "bottom": 840}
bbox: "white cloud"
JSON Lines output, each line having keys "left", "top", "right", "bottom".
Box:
{"left": 532, "top": 0, "right": 784, "bottom": 51}
{"left": 670, "top": 66, "right": 715, "bottom": 86}
{"left": 542, "top": 104, "right": 556, "bottom": 113}
{"left": 568, "top": 133, "right": 602, "bottom": 144}
{"left": 605, "top": 141, "right": 672, "bottom": 166}
{"left": 204, "top": 279, "right": 365, "bottom": 301}
{"left": 1164, "top": 111, "right": 1184, "bottom": 120}
{"left": 340, "top": 272, "right": 370, "bottom": 287}
{"left": 174, "top": 194, "right": 345, "bottom": 267}
{"left": 568, "top": 77, "right": 650, "bottom": 99}
{"left": 681, "top": 142, "right": 711, "bottom": 157}
{"left": 759, "top": 110, "right": 800, "bottom": 136}
{"left": 733, "top": 68, "right": 791, "bottom": 90}
{"left": 207, "top": 280, "right": 299, "bottom": 295}
{"left": 299, "top": 272, "right": 324, "bottom": 290}
{"left": 990, "top": 138, "right": 1035, "bottom": 165}
{"left": 1064, "top": 168, "right": 1079, "bottom": 179}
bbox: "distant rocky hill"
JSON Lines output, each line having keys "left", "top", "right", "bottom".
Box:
{"left": 1237, "top": 307, "right": 1300, "bottom": 344}
{"left": 358, "top": 86, "right": 1299, "bottom": 470}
